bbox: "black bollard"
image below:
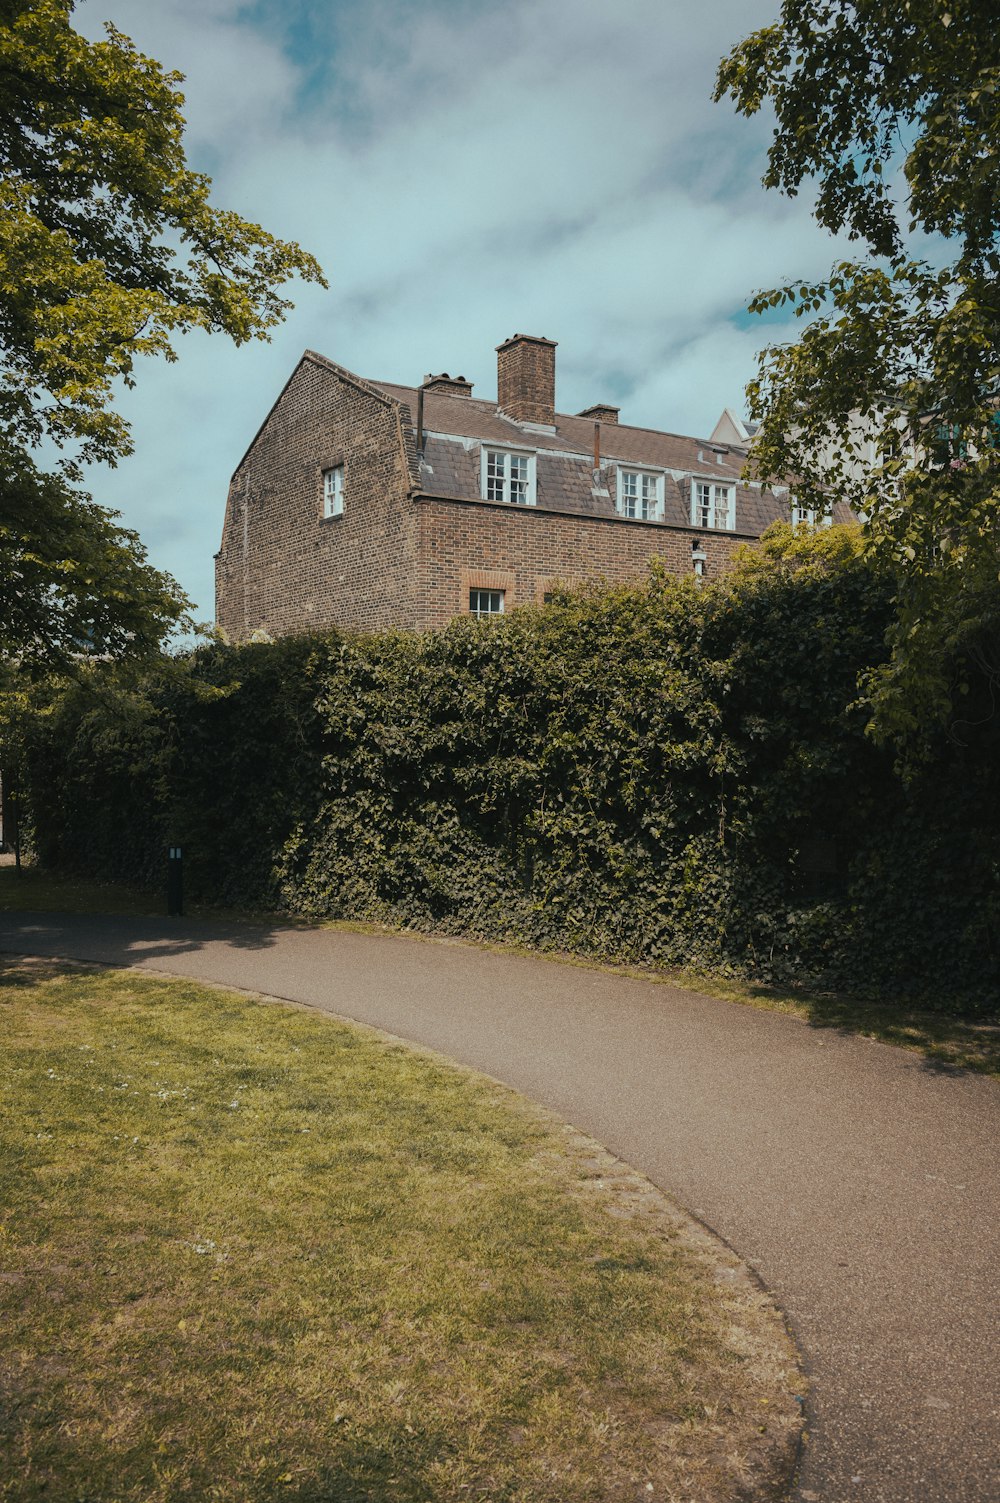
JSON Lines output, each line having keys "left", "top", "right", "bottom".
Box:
{"left": 167, "top": 846, "right": 184, "bottom": 916}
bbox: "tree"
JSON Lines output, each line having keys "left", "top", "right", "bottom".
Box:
{"left": 715, "top": 1, "right": 1000, "bottom": 741}
{"left": 1, "top": 451, "right": 187, "bottom": 668}
{"left": 0, "top": 0, "right": 325, "bottom": 669}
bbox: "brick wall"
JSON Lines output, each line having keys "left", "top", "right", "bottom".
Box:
{"left": 413, "top": 494, "right": 750, "bottom": 629}
{"left": 216, "top": 351, "right": 778, "bottom": 643}
{"left": 215, "top": 356, "right": 416, "bottom": 641}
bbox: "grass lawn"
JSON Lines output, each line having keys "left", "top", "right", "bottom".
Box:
{"left": 0, "top": 958, "right": 799, "bottom": 1503}
{"left": 2, "top": 860, "right": 997, "bottom": 1078}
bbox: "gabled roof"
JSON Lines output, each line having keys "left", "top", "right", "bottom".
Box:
{"left": 372, "top": 381, "right": 749, "bottom": 482}
{"left": 369, "top": 376, "right": 856, "bottom": 530}
{"left": 232, "top": 351, "right": 851, "bottom": 533}
{"left": 230, "top": 350, "right": 404, "bottom": 480}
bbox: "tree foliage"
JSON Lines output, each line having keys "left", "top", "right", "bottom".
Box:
{"left": 0, "top": 450, "right": 188, "bottom": 673}
{"left": 0, "top": 0, "right": 325, "bottom": 669}
{"left": 715, "top": 1, "right": 1000, "bottom": 739}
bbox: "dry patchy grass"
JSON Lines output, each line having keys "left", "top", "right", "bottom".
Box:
{"left": 0, "top": 959, "right": 799, "bottom": 1503}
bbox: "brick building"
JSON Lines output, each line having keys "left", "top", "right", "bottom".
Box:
{"left": 215, "top": 332, "right": 850, "bottom": 639}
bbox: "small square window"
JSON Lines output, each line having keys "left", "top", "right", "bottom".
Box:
{"left": 470, "top": 588, "right": 505, "bottom": 617}
{"left": 322, "top": 465, "right": 344, "bottom": 518}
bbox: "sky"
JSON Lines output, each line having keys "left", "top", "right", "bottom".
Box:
{"left": 72, "top": 0, "right": 856, "bottom": 623}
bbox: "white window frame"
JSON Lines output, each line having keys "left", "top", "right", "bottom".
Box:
{"left": 469, "top": 588, "right": 505, "bottom": 618}
{"left": 616, "top": 468, "right": 664, "bottom": 521}
{"left": 322, "top": 464, "right": 344, "bottom": 519}
{"left": 690, "top": 479, "right": 735, "bottom": 531}
{"left": 480, "top": 447, "right": 537, "bottom": 506}
{"left": 790, "top": 497, "right": 833, "bottom": 528}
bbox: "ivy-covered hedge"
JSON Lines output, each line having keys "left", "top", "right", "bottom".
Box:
{"left": 16, "top": 528, "right": 999, "bottom": 1009}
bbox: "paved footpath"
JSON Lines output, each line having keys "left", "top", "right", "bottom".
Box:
{"left": 2, "top": 911, "right": 998, "bottom": 1503}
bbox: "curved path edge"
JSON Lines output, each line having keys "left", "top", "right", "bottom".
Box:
{"left": 1, "top": 911, "right": 998, "bottom": 1503}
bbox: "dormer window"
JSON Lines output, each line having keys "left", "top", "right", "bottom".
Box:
{"left": 691, "top": 480, "right": 735, "bottom": 530}
{"left": 481, "top": 448, "right": 536, "bottom": 506}
{"left": 617, "top": 469, "right": 663, "bottom": 521}
{"left": 322, "top": 464, "right": 344, "bottom": 518}
{"left": 791, "top": 498, "right": 833, "bottom": 528}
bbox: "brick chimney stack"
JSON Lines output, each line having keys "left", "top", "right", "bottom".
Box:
{"left": 577, "top": 403, "right": 619, "bottom": 425}
{"left": 422, "top": 373, "right": 473, "bottom": 396}
{"left": 496, "top": 334, "right": 557, "bottom": 426}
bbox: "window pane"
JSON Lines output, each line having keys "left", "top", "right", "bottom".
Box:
{"left": 470, "top": 589, "right": 505, "bottom": 617}
{"left": 486, "top": 451, "right": 505, "bottom": 501}
{"left": 323, "top": 466, "right": 343, "bottom": 517}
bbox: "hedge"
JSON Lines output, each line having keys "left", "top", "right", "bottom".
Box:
{"left": 15, "top": 527, "right": 999, "bottom": 1010}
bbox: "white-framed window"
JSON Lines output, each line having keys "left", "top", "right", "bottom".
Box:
{"left": 790, "top": 497, "right": 833, "bottom": 528}
{"left": 470, "top": 588, "right": 505, "bottom": 617}
{"left": 616, "top": 468, "right": 663, "bottom": 521}
{"left": 481, "top": 448, "right": 536, "bottom": 506}
{"left": 691, "top": 480, "right": 735, "bottom": 530}
{"left": 322, "top": 464, "right": 344, "bottom": 518}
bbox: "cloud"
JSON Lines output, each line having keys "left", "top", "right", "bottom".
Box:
{"left": 76, "top": 0, "right": 298, "bottom": 161}
{"left": 72, "top": 0, "right": 852, "bottom": 619}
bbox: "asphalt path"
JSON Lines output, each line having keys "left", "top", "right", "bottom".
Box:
{"left": 2, "top": 910, "right": 998, "bottom": 1503}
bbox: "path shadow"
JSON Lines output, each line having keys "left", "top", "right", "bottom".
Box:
{"left": 0, "top": 909, "right": 288, "bottom": 968}
{"left": 3, "top": 871, "right": 997, "bottom": 1079}
{"left": 796, "top": 988, "right": 1000, "bottom": 1078}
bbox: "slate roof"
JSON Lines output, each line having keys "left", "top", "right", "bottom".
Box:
{"left": 370, "top": 379, "right": 854, "bottom": 532}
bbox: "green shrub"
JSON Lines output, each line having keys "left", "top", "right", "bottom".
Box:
{"left": 14, "top": 527, "right": 999, "bottom": 1009}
